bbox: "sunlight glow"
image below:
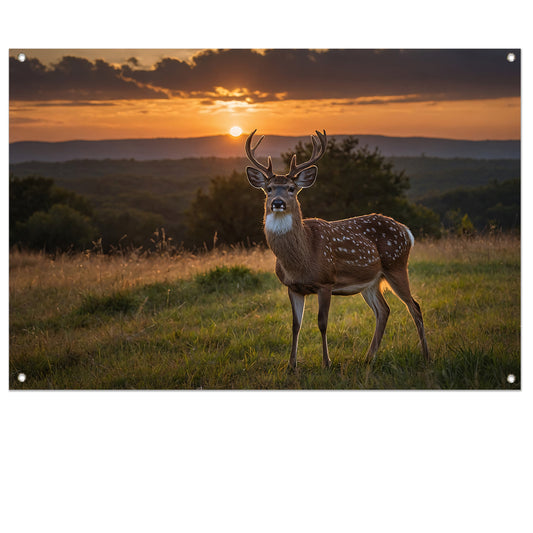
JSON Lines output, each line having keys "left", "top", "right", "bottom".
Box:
{"left": 9, "top": 96, "right": 521, "bottom": 142}
{"left": 229, "top": 126, "right": 243, "bottom": 137}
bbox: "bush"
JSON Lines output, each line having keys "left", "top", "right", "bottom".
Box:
{"left": 17, "top": 204, "right": 97, "bottom": 251}
{"left": 94, "top": 207, "right": 164, "bottom": 250}
{"left": 194, "top": 266, "right": 266, "bottom": 293}
{"left": 386, "top": 198, "right": 442, "bottom": 238}
{"left": 10, "top": 175, "right": 94, "bottom": 247}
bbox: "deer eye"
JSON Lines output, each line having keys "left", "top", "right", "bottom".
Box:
{"left": 288, "top": 186, "right": 295, "bottom": 193}
{"left": 266, "top": 186, "right": 272, "bottom": 193}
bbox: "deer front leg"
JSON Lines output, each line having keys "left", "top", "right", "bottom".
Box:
{"left": 317, "top": 287, "right": 332, "bottom": 368}
{"left": 288, "top": 289, "right": 305, "bottom": 370}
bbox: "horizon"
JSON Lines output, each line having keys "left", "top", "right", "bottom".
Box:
{"left": 9, "top": 131, "right": 521, "bottom": 145}
{"left": 9, "top": 49, "right": 520, "bottom": 143}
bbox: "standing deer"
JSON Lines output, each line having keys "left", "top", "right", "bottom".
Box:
{"left": 245, "top": 129, "right": 429, "bottom": 369}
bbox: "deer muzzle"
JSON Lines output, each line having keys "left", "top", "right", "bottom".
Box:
{"left": 271, "top": 198, "right": 287, "bottom": 212}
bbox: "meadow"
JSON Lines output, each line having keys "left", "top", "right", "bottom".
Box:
{"left": 9, "top": 235, "right": 520, "bottom": 390}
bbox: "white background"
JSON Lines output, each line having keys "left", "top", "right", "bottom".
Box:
{"left": 2, "top": 2, "right": 530, "bottom": 531}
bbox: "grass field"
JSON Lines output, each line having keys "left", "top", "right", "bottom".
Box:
{"left": 9, "top": 235, "right": 520, "bottom": 389}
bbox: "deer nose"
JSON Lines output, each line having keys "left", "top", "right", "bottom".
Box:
{"left": 271, "top": 198, "right": 286, "bottom": 211}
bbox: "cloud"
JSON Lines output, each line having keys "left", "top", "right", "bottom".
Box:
{"left": 124, "top": 49, "right": 520, "bottom": 103}
{"left": 32, "top": 101, "right": 118, "bottom": 107}
{"left": 9, "top": 116, "right": 42, "bottom": 125}
{"left": 10, "top": 49, "right": 520, "bottom": 104}
{"left": 9, "top": 55, "right": 168, "bottom": 101}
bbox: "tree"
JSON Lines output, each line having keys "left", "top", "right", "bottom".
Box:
{"left": 186, "top": 137, "right": 441, "bottom": 248}
{"left": 420, "top": 179, "right": 520, "bottom": 232}
{"left": 186, "top": 171, "right": 265, "bottom": 247}
{"left": 282, "top": 136, "right": 439, "bottom": 235}
{"left": 10, "top": 176, "right": 93, "bottom": 226}
{"left": 18, "top": 204, "right": 97, "bottom": 251}
{"left": 10, "top": 175, "right": 95, "bottom": 249}
{"left": 10, "top": 176, "right": 56, "bottom": 230}
{"left": 387, "top": 198, "right": 442, "bottom": 238}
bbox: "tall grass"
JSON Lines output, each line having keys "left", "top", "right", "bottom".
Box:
{"left": 9, "top": 235, "right": 520, "bottom": 389}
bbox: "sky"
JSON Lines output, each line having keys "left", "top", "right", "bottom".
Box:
{"left": 9, "top": 48, "right": 521, "bottom": 142}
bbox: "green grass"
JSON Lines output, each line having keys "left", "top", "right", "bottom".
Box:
{"left": 9, "top": 236, "right": 520, "bottom": 389}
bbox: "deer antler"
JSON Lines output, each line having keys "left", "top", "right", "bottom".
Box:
{"left": 245, "top": 130, "right": 274, "bottom": 178}
{"left": 287, "top": 130, "right": 327, "bottom": 178}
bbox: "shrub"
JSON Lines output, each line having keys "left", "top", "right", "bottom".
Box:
{"left": 194, "top": 265, "right": 265, "bottom": 293}
{"left": 10, "top": 175, "right": 94, "bottom": 247}
{"left": 17, "top": 203, "right": 97, "bottom": 251}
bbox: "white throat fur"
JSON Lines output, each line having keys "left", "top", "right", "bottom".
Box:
{"left": 265, "top": 213, "right": 293, "bottom": 235}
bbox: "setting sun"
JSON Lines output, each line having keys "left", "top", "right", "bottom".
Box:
{"left": 229, "top": 126, "right": 243, "bottom": 137}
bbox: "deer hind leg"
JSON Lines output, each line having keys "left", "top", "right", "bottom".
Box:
{"left": 317, "top": 288, "right": 332, "bottom": 368}
{"left": 288, "top": 289, "right": 305, "bottom": 369}
{"left": 361, "top": 279, "right": 390, "bottom": 362}
{"left": 383, "top": 268, "right": 430, "bottom": 361}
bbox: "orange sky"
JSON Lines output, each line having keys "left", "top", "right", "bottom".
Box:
{"left": 9, "top": 96, "right": 521, "bottom": 142}
{"left": 9, "top": 49, "right": 521, "bottom": 142}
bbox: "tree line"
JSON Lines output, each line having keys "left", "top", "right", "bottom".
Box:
{"left": 10, "top": 136, "right": 519, "bottom": 253}
{"left": 10, "top": 176, "right": 164, "bottom": 252}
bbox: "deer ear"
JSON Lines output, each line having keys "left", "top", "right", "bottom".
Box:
{"left": 246, "top": 167, "right": 268, "bottom": 189}
{"left": 294, "top": 166, "right": 318, "bottom": 188}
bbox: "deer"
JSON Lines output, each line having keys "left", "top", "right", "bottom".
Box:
{"left": 245, "top": 129, "right": 429, "bottom": 370}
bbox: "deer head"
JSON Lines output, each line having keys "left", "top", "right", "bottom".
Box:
{"left": 245, "top": 130, "right": 327, "bottom": 218}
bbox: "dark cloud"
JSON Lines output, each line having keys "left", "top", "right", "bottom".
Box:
{"left": 123, "top": 49, "right": 520, "bottom": 103}
{"left": 10, "top": 55, "right": 168, "bottom": 101}
{"left": 10, "top": 49, "right": 520, "bottom": 104}
{"left": 33, "top": 101, "right": 118, "bottom": 107}
{"left": 9, "top": 116, "right": 41, "bottom": 125}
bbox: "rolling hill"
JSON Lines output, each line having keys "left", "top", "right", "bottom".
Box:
{"left": 9, "top": 134, "right": 520, "bottom": 163}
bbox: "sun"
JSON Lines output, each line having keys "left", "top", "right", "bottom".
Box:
{"left": 229, "top": 126, "right": 243, "bottom": 137}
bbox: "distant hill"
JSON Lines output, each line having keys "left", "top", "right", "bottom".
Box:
{"left": 9, "top": 134, "right": 520, "bottom": 163}
{"left": 388, "top": 157, "right": 521, "bottom": 198}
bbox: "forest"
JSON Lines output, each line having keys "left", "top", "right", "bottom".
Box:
{"left": 9, "top": 137, "right": 520, "bottom": 252}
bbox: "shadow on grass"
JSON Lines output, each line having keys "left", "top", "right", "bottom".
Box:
{"left": 11, "top": 266, "right": 278, "bottom": 331}
{"left": 10, "top": 343, "right": 520, "bottom": 390}
{"left": 273, "top": 348, "right": 520, "bottom": 390}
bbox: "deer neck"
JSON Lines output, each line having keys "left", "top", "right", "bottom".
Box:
{"left": 264, "top": 204, "right": 310, "bottom": 270}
